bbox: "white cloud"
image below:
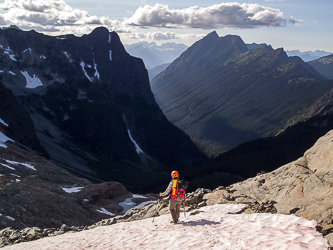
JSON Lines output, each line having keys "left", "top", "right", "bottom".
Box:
{"left": 124, "top": 3, "right": 292, "bottom": 29}
{"left": 0, "top": 0, "right": 122, "bottom": 35}
{"left": 288, "top": 16, "right": 303, "bottom": 26}
{"left": 0, "top": 0, "right": 302, "bottom": 42}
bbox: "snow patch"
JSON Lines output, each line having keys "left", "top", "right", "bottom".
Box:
{"left": 6, "top": 160, "right": 36, "bottom": 171}
{"left": 0, "top": 118, "right": 8, "bottom": 127}
{"left": 93, "top": 59, "right": 100, "bottom": 79}
{"left": 9, "top": 173, "right": 20, "bottom": 177}
{"left": 127, "top": 130, "right": 144, "bottom": 154}
{"left": 109, "top": 50, "right": 112, "bottom": 61}
{"left": 3, "top": 204, "right": 329, "bottom": 249}
{"left": 119, "top": 198, "right": 136, "bottom": 213}
{"left": 96, "top": 207, "right": 115, "bottom": 217}
{"left": 4, "top": 47, "right": 17, "bottom": 61}
{"left": 6, "top": 216, "right": 15, "bottom": 221}
{"left": 63, "top": 52, "right": 73, "bottom": 62}
{"left": 40, "top": 55, "right": 46, "bottom": 59}
{"left": 23, "top": 48, "right": 31, "bottom": 54}
{"left": 0, "top": 163, "right": 15, "bottom": 170}
{"left": 80, "top": 61, "right": 93, "bottom": 82}
{"left": 0, "top": 131, "right": 14, "bottom": 148}
{"left": 21, "top": 71, "right": 43, "bottom": 88}
{"left": 9, "top": 71, "right": 15, "bottom": 75}
{"left": 133, "top": 194, "right": 147, "bottom": 199}
{"left": 108, "top": 33, "right": 111, "bottom": 43}
{"left": 61, "top": 187, "right": 83, "bottom": 193}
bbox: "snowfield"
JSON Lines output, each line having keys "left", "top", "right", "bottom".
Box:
{"left": 3, "top": 204, "right": 329, "bottom": 250}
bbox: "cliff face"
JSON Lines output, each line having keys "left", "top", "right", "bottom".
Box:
{"left": 0, "top": 82, "right": 45, "bottom": 154}
{"left": 0, "top": 27, "right": 206, "bottom": 192}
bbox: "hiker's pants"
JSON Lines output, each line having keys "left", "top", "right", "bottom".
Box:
{"left": 169, "top": 199, "right": 183, "bottom": 222}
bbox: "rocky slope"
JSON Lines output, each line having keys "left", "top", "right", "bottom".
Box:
{"left": 0, "top": 81, "right": 150, "bottom": 232}
{"left": 151, "top": 31, "right": 333, "bottom": 156}
{"left": 309, "top": 54, "right": 333, "bottom": 80}
{"left": 0, "top": 27, "right": 206, "bottom": 192}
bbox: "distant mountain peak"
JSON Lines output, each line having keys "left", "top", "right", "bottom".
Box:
{"left": 207, "top": 30, "right": 219, "bottom": 38}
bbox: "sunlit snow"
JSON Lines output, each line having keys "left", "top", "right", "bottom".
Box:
{"left": 3, "top": 204, "right": 329, "bottom": 249}
{"left": 127, "top": 129, "right": 144, "bottom": 154}
{"left": 133, "top": 194, "right": 147, "bottom": 199}
{"left": 21, "top": 71, "right": 43, "bottom": 88}
{"left": 61, "top": 187, "right": 83, "bottom": 193}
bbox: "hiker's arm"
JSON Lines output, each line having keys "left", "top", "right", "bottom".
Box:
{"left": 160, "top": 181, "right": 172, "bottom": 197}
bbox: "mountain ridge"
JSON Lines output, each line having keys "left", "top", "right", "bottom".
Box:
{"left": 152, "top": 32, "right": 333, "bottom": 156}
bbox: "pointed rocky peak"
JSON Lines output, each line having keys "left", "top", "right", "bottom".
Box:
{"left": 275, "top": 47, "right": 290, "bottom": 62}
{"left": 194, "top": 31, "right": 219, "bottom": 46}
{"left": 206, "top": 31, "right": 219, "bottom": 39}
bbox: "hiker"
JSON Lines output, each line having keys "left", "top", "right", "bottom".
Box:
{"left": 159, "top": 170, "right": 186, "bottom": 224}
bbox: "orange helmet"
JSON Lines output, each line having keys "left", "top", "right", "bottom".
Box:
{"left": 171, "top": 171, "right": 179, "bottom": 178}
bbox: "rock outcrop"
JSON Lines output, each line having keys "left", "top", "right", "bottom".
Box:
{"left": 201, "top": 130, "right": 333, "bottom": 245}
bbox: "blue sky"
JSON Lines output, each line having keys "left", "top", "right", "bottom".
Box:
{"left": 0, "top": 0, "right": 332, "bottom": 52}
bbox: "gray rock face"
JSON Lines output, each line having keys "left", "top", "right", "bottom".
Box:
{"left": 228, "top": 130, "right": 333, "bottom": 228}
{"left": 199, "top": 130, "right": 333, "bottom": 245}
